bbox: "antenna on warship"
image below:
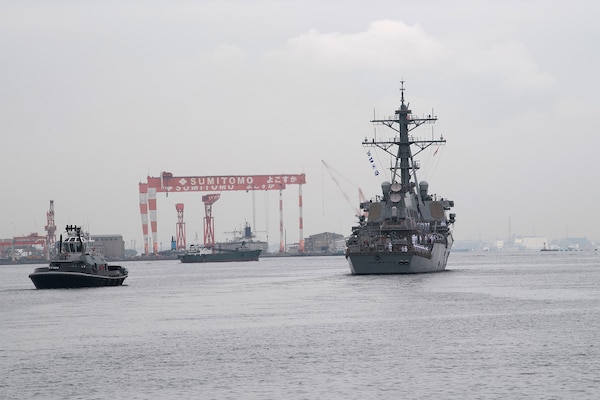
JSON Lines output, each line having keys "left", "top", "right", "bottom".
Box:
{"left": 399, "top": 80, "right": 405, "bottom": 105}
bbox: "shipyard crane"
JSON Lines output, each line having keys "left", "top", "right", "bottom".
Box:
{"left": 202, "top": 194, "right": 221, "bottom": 248}
{"left": 139, "top": 172, "right": 306, "bottom": 255}
{"left": 175, "top": 203, "right": 186, "bottom": 250}
{"left": 44, "top": 200, "right": 57, "bottom": 259}
{"left": 321, "top": 160, "right": 366, "bottom": 217}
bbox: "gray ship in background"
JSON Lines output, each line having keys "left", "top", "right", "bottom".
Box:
{"left": 345, "top": 84, "right": 456, "bottom": 274}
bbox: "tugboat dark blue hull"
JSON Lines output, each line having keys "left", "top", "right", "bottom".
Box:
{"left": 29, "top": 270, "right": 127, "bottom": 289}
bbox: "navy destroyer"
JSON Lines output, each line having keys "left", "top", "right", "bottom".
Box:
{"left": 345, "top": 84, "right": 455, "bottom": 274}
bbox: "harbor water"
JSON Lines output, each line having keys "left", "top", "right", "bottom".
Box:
{"left": 2, "top": 251, "right": 600, "bottom": 399}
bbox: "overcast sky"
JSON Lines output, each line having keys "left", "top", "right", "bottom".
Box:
{"left": 2, "top": 0, "right": 599, "bottom": 251}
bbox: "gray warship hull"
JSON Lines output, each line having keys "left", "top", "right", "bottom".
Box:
{"left": 346, "top": 238, "right": 452, "bottom": 274}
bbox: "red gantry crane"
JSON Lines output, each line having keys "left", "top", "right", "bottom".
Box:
{"left": 175, "top": 203, "right": 186, "bottom": 250}
{"left": 202, "top": 194, "right": 220, "bottom": 249}
{"left": 139, "top": 172, "right": 306, "bottom": 255}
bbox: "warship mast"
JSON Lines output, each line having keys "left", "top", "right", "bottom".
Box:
{"left": 366, "top": 82, "right": 444, "bottom": 196}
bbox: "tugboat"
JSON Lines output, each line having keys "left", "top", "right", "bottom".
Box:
{"left": 345, "top": 83, "right": 456, "bottom": 274}
{"left": 29, "top": 225, "right": 128, "bottom": 288}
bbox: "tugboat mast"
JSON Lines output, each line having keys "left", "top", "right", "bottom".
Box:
{"left": 365, "top": 82, "right": 445, "bottom": 195}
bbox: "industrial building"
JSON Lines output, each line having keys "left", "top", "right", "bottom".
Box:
{"left": 303, "top": 232, "right": 346, "bottom": 254}
{"left": 90, "top": 235, "right": 125, "bottom": 260}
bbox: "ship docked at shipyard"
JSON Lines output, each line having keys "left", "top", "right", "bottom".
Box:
{"left": 345, "top": 84, "right": 456, "bottom": 274}
{"left": 178, "top": 244, "right": 261, "bottom": 263}
{"left": 177, "top": 222, "right": 263, "bottom": 263}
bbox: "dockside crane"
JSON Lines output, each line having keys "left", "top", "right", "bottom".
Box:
{"left": 175, "top": 203, "right": 186, "bottom": 250}
{"left": 44, "top": 200, "right": 57, "bottom": 259}
{"left": 321, "top": 160, "right": 366, "bottom": 217}
{"left": 202, "top": 194, "right": 221, "bottom": 249}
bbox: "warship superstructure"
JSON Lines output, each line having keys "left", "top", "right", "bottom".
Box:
{"left": 345, "top": 84, "right": 455, "bottom": 274}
